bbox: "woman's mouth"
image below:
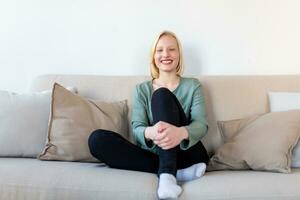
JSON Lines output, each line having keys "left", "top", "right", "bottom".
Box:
{"left": 161, "top": 59, "right": 173, "bottom": 64}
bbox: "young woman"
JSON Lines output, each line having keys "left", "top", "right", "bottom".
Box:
{"left": 88, "top": 31, "right": 209, "bottom": 199}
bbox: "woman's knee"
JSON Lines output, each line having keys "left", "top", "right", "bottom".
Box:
{"left": 151, "top": 88, "right": 176, "bottom": 109}
{"left": 88, "top": 129, "right": 113, "bottom": 155}
{"left": 152, "top": 87, "right": 173, "bottom": 101}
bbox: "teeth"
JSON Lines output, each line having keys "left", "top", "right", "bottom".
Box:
{"left": 161, "top": 60, "right": 172, "bottom": 64}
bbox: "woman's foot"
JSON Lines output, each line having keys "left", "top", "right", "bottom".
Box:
{"left": 176, "top": 163, "right": 206, "bottom": 182}
{"left": 158, "top": 173, "right": 182, "bottom": 199}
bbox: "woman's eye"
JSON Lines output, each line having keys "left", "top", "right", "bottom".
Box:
{"left": 156, "top": 49, "right": 163, "bottom": 52}
{"left": 169, "top": 48, "right": 176, "bottom": 51}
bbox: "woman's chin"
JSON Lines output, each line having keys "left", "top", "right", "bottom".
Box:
{"left": 158, "top": 66, "right": 177, "bottom": 73}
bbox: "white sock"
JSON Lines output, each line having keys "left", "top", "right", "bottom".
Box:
{"left": 157, "top": 173, "right": 182, "bottom": 199}
{"left": 176, "top": 163, "right": 206, "bottom": 182}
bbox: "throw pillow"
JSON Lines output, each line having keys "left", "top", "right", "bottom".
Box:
{"left": 268, "top": 92, "right": 300, "bottom": 167}
{"left": 269, "top": 92, "right": 300, "bottom": 112}
{"left": 0, "top": 87, "right": 76, "bottom": 157}
{"left": 38, "top": 83, "right": 128, "bottom": 162}
{"left": 209, "top": 110, "right": 300, "bottom": 173}
{"left": 217, "top": 114, "right": 261, "bottom": 142}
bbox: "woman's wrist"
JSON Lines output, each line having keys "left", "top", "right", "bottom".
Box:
{"left": 179, "top": 127, "right": 189, "bottom": 140}
{"left": 144, "top": 127, "right": 155, "bottom": 148}
{"left": 144, "top": 127, "right": 153, "bottom": 141}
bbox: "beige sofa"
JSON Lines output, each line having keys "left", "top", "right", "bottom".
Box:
{"left": 1, "top": 74, "right": 300, "bottom": 200}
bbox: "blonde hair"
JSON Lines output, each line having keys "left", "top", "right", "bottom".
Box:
{"left": 150, "top": 31, "right": 184, "bottom": 79}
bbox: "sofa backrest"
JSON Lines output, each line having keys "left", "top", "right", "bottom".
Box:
{"left": 30, "top": 74, "right": 300, "bottom": 155}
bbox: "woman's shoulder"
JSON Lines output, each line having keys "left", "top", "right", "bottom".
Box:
{"left": 181, "top": 77, "right": 202, "bottom": 87}
{"left": 134, "top": 80, "right": 152, "bottom": 95}
{"left": 135, "top": 80, "right": 151, "bottom": 89}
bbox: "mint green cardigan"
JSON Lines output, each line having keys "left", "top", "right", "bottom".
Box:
{"left": 131, "top": 77, "right": 208, "bottom": 154}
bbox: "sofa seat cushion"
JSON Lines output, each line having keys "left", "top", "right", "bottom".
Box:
{"left": 0, "top": 158, "right": 158, "bottom": 200}
{"left": 180, "top": 169, "right": 300, "bottom": 200}
{"left": 1, "top": 158, "right": 300, "bottom": 200}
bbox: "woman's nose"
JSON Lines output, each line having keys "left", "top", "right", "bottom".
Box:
{"left": 162, "top": 50, "right": 170, "bottom": 57}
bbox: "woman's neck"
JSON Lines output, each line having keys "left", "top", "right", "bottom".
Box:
{"left": 154, "top": 73, "right": 180, "bottom": 89}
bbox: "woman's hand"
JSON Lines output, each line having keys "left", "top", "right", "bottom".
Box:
{"left": 144, "top": 121, "right": 168, "bottom": 141}
{"left": 152, "top": 121, "right": 189, "bottom": 150}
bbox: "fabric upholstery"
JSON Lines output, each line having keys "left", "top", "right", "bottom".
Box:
{"left": 1, "top": 158, "right": 300, "bottom": 200}
{"left": 0, "top": 158, "right": 158, "bottom": 200}
{"left": 180, "top": 169, "right": 300, "bottom": 200}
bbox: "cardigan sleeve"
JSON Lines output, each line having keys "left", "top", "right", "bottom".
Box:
{"left": 180, "top": 80, "right": 208, "bottom": 150}
{"left": 131, "top": 85, "right": 156, "bottom": 151}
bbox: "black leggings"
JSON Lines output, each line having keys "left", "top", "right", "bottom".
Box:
{"left": 88, "top": 87, "right": 209, "bottom": 176}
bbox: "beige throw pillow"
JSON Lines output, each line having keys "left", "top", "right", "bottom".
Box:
{"left": 38, "top": 83, "right": 128, "bottom": 162}
{"left": 217, "top": 114, "right": 261, "bottom": 143}
{"left": 209, "top": 110, "right": 300, "bottom": 173}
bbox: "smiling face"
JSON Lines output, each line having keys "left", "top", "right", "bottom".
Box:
{"left": 154, "top": 35, "right": 180, "bottom": 74}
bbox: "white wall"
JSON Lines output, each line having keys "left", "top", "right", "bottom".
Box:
{"left": 1, "top": 0, "right": 300, "bottom": 92}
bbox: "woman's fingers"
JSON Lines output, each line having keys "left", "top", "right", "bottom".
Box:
{"left": 162, "top": 145, "right": 172, "bottom": 150}
{"left": 154, "top": 137, "right": 173, "bottom": 149}
{"left": 156, "top": 121, "right": 170, "bottom": 133}
{"left": 154, "top": 131, "right": 167, "bottom": 141}
{"left": 161, "top": 142, "right": 174, "bottom": 150}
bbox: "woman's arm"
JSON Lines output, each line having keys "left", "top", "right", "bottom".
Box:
{"left": 131, "top": 85, "right": 156, "bottom": 150}
{"left": 180, "top": 80, "right": 208, "bottom": 150}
